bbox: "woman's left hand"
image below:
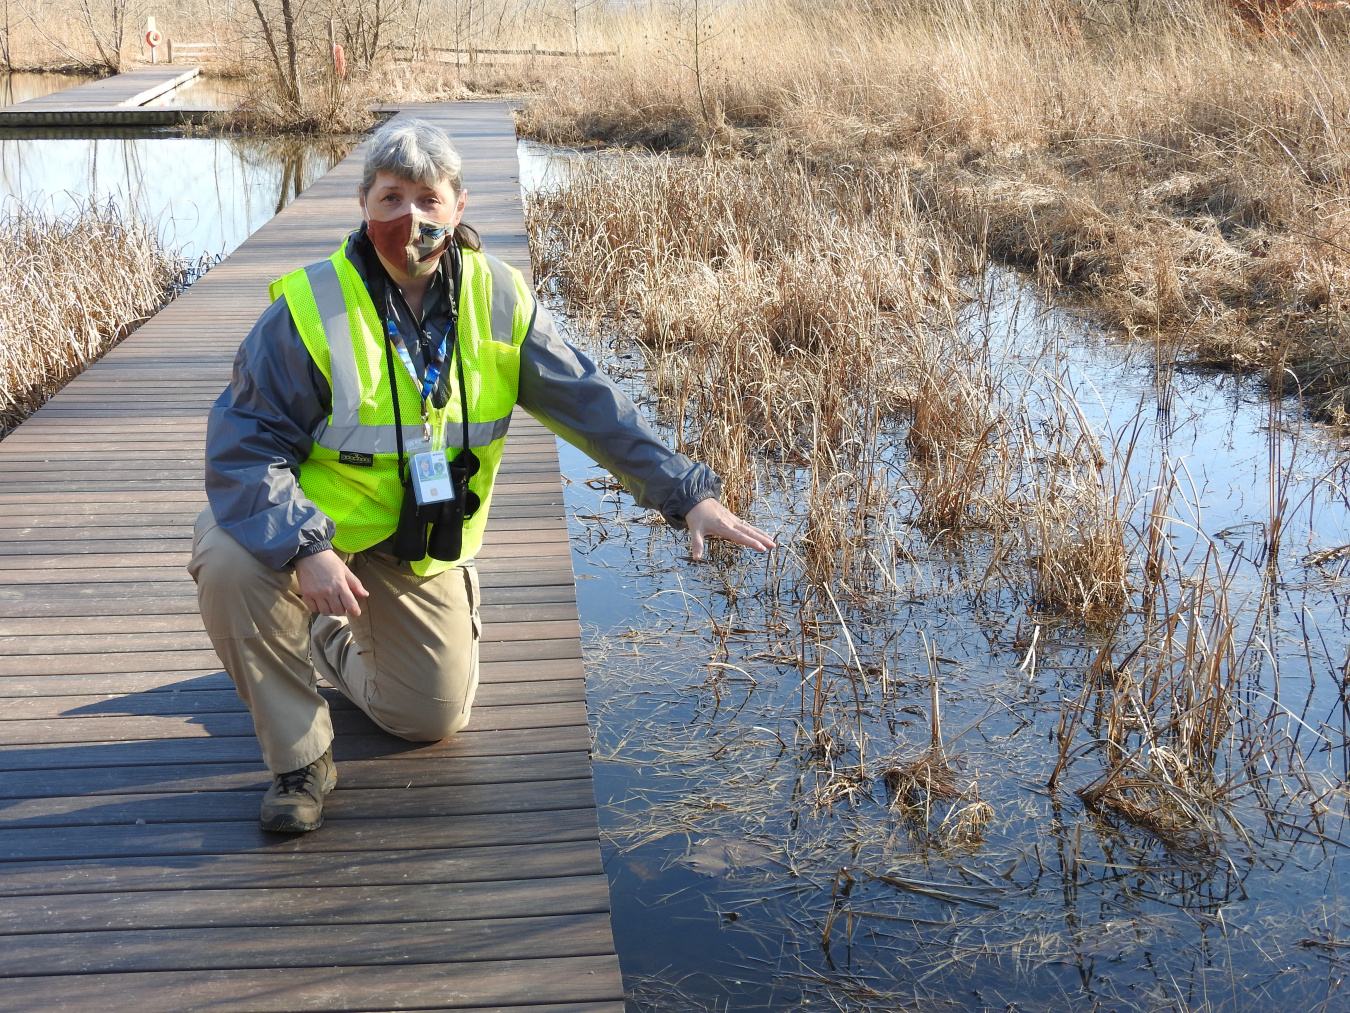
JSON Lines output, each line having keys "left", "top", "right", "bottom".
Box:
{"left": 686, "top": 498, "right": 777, "bottom": 560}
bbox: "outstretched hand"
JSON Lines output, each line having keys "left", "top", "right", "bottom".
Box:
{"left": 295, "top": 549, "right": 370, "bottom": 617}
{"left": 685, "top": 498, "right": 777, "bottom": 561}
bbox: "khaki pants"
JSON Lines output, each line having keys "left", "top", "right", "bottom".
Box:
{"left": 188, "top": 509, "right": 481, "bottom": 774}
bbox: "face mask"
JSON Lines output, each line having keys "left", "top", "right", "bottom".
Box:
{"left": 366, "top": 211, "right": 454, "bottom": 278}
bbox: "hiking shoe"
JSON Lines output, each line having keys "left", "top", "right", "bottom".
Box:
{"left": 259, "top": 747, "right": 337, "bottom": 833}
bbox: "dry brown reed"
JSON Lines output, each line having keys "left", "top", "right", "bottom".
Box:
{"left": 1012, "top": 378, "right": 1131, "bottom": 624}
{"left": 529, "top": 150, "right": 971, "bottom": 594}
{"left": 516, "top": 0, "right": 1350, "bottom": 412}
{"left": 881, "top": 754, "right": 961, "bottom": 809}
{"left": 524, "top": 0, "right": 1341, "bottom": 909}
{"left": 530, "top": 147, "right": 1286, "bottom": 859}
{"left": 0, "top": 202, "right": 190, "bottom": 436}
{"left": 1052, "top": 493, "right": 1250, "bottom": 847}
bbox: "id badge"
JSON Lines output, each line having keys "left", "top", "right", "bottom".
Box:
{"left": 411, "top": 451, "right": 455, "bottom": 506}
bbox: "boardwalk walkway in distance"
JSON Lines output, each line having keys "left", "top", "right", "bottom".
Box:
{"left": 0, "top": 67, "right": 214, "bottom": 126}
{"left": 0, "top": 101, "right": 625, "bottom": 1012}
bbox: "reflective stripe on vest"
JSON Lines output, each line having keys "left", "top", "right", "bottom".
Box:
{"left": 305, "top": 260, "right": 362, "bottom": 432}
{"left": 311, "top": 415, "right": 513, "bottom": 456}
{"left": 304, "top": 256, "right": 521, "bottom": 449}
{"left": 275, "top": 240, "right": 533, "bottom": 576}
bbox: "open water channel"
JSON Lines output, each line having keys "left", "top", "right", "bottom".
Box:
{"left": 518, "top": 144, "right": 1350, "bottom": 1011}
{"left": 1, "top": 70, "right": 335, "bottom": 260}
{"left": 3, "top": 106, "right": 1347, "bottom": 1010}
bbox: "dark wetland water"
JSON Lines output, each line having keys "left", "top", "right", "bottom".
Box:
{"left": 519, "top": 143, "right": 1350, "bottom": 1012}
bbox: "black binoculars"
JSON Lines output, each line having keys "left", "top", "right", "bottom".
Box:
{"left": 393, "top": 450, "right": 482, "bottom": 562}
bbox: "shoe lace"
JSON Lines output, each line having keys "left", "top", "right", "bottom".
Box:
{"left": 276, "top": 767, "right": 314, "bottom": 795}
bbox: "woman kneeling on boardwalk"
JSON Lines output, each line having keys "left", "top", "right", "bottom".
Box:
{"left": 189, "top": 118, "right": 774, "bottom": 833}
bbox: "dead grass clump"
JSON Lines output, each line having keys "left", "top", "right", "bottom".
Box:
{"left": 1078, "top": 775, "right": 1221, "bottom": 855}
{"left": 1052, "top": 538, "right": 1248, "bottom": 845}
{"left": 1027, "top": 495, "right": 1130, "bottom": 624}
{"left": 206, "top": 85, "right": 377, "bottom": 135}
{"left": 1015, "top": 401, "right": 1130, "bottom": 625}
{"left": 0, "top": 201, "right": 191, "bottom": 436}
{"left": 881, "top": 752, "right": 961, "bottom": 809}
{"left": 938, "top": 795, "right": 996, "bottom": 846}
{"left": 529, "top": 151, "right": 969, "bottom": 587}
{"left": 905, "top": 338, "right": 1002, "bottom": 532}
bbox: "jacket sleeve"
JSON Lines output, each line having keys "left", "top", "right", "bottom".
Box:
{"left": 515, "top": 304, "right": 722, "bottom": 528}
{"left": 204, "top": 295, "right": 337, "bottom": 570}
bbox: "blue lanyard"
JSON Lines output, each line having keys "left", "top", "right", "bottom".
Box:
{"left": 386, "top": 318, "right": 451, "bottom": 406}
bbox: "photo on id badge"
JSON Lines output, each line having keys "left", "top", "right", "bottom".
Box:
{"left": 412, "top": 450, "right": 454, "bottom": 505}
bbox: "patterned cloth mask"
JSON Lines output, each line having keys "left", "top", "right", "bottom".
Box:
{"left": 366, "top": 211, "right": 454, "bottom": 279}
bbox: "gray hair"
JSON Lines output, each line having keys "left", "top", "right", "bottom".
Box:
{"left": 359, "top": 119, "right": 463, "bottom": 195}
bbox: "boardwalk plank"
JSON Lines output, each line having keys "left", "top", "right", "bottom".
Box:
{"left": 0, "top": 957, "right": 624, "bottom": 1013}
{"left": 0, "top": 681, "right": 584, "bottom": 720}
{"left": 0, "top": 101, "right": 623, "bottom": 1011}
{"left": 0, "top": 602, "right": 577, "bottom": 634}
{"left": 0, "top": 752, "right": 593, "bottom": 799}
{"left": 0, "top": 841, "right": 602, "bottom": 895}
{"left": 0, "top": 808, "right": 602, "bottom": 862}
{"left": 0, "top": 637, "right": 582, "bottom": 676}
{"left": 0, "top": 657, "right": 584, "bottom": 694}
{"left": 0, "top": 619, "right": 579, "bottom": 654}
{"left": 0, "top": 779, "right": 596, "bottom": 826}
{"left": 0, "top": 724, "right": 593, "bottom": 771}
{"left": 0, "top": 913, "right": 617, "bottom": 975}
{"left": 0, "top": 700, "right": 589, "bottom": 745}
{"left": 0, "top": 876, "right": 611, "bottom": 933}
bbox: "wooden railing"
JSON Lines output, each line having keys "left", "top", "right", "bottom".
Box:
{"left": 389, "top": 43, "right": 618, "bottom": 62}
{"left": 166, "top": 40, "right": 221, "bottom": 64}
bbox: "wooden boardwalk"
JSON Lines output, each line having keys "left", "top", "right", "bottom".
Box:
{"left": 0, "top": 67, "right": 212, "bottom": 126}
{"left": 0, "top": 102, "right": 625, "bottom": 1012}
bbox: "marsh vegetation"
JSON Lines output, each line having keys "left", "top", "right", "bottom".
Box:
{"left": 0, "top": 135, "right": 349, "bottom": 434}
{"left": 520, "top": 0, "right": 1350, "bottom": 421}
{"left": 524, "top": 89, "right": 1350, "bottom": 1006}
{"left": 0, "top": 202, "right": 191, "bottom": 435}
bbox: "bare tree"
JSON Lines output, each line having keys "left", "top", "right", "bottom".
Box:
{"left": 1, "top": 0, "right": 12, "bottom": 71}
{"left": 664, "top": 0, "right": 722, "bottom": 123}
{"left": 74, "top": 0, "right": 137, "bottom": 71}
{"left": 549, "top": 0, "right": 601, "bottom": 55}
{"left": 332, "top": 0, "right": 410, "bottom": 68}
{"left": 248, "top": 0, "right": 302, "bottom": 109}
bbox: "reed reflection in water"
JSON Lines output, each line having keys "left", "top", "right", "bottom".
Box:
{"left": 0, "top": 71, "right": 97, "bottom": 108}
{"left": 0, "top": 133, "right": 353, "bottom": 259}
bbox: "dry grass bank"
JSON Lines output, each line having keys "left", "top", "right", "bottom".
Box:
{"left": 530, "top": 153, "right": 973, "bottom": 595}
{"left": 530, "top": 154, "right": 1132, "bottom": 618}
{"left": 519, "top": 0, "right": 1350, "bottom": 415}
{"left": 0, "top": 203, "right": 191, "bottom": 436}
{"left": 530, "top": 145, "right": 1332, "bottom": 862}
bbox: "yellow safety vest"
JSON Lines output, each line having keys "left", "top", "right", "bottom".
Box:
{"left": 268, "top": 237, "right": 535, "bottom": 576}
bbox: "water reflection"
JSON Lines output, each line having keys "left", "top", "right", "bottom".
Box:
{"left": 517, "top": 138, "right": 588, "bottom": 193}
{"left": 0, "top": 133, "right": 352, "bottom": 259}
{"left": 526, "top": 142, "right": 1350, "bottom": 1010}
{"left": 143, "top": 75, "right": 244, "bottom": 109}
{"left": 0, "top": 71, "right": 98, "bottom": 108}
